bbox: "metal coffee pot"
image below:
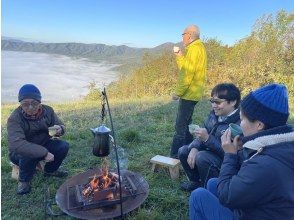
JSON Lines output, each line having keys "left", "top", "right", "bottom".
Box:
{"left": 91, "top": 125, "right": 112, "bottom": 157}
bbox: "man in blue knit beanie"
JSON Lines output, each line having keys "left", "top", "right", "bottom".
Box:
{"left": 7, "top": 84, "right": 69, "bottom": 194}
{"left": 18, "top": 84, "right": 42, "bottom": 102}
{"left": 189, "top": 83, "right": 294, "bottom": 220}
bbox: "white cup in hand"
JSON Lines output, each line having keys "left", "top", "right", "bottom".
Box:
{"left": 48, "top": 126, "right": 58, "bottom": 136}
{"left": 173, "top": 46, "right": 180, "bottom": 53}
{"left": 188, "top": 124, "right": 200, "bottom": 135}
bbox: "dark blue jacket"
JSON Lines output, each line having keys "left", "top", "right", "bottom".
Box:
{"left": 189, "top": 109, "right": 240, "bottom": 158}
{"left": 218, "top": 125, "right": 294, "bottom": 220}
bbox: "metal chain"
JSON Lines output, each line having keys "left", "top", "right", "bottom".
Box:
{"left": 100, "top": 91, "right": 107, "bottom": 123}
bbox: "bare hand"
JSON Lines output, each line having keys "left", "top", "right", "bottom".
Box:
{"left": 221, "top": 129, "right": 241, "bottom": 154}
{"left": 195, "top": 128, "right": 209, "bottom": 141}
{"left": 54, "top": 125, "right": 63, "bottom": 135}
{"left": 171, "top": 93, "right": 180, "bottom": 101}
{"left": 44, "top": 152, "right": 54, "bottom": 162}
{"left": 187, "top": 148, "right": 198, "bottom": 169}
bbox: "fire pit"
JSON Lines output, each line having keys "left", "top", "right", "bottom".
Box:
{"left": 56, "top": 168, "right": 149, "bottom": 219}
{"left": 54, "top": 88, "right": 149, "bottom": 219}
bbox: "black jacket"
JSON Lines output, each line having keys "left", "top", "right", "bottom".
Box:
{"left": 188, "top": 109, "right": 240, "bottom": 158}
{"left": 7, "top": 105, "right": 65, "bottom": 159}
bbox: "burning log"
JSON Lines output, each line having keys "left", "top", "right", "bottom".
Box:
{"left": 82, "top": 172, "right": 119, "bottom": 198}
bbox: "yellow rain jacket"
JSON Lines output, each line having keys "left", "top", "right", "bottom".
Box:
{"left": 175, "top": 39, "right": 207, "bottom": 101}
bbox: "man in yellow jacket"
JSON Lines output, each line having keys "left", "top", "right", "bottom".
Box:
{"left": 170, "top": 25, "right": 207, "bottom": 158}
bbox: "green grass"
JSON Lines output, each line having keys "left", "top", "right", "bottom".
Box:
{"left": 1, "top": 97, "right": 211, "bottom": 220}
{"left": 2, "top": 97, "right": 294, "bottom": 219}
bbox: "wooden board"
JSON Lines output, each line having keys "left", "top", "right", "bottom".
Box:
{"left": 150, "top": 155, "right": 180, "bottom": 168}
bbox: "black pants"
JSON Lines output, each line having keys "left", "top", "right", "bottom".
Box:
{"left": 10, "top": 139, "right": 69, "bottom": 182}
{"left": 170, "top": 98, "right": 198, "bottom": 158}
{"left": 178, "top": 144, "right": 222, "bottom": 186}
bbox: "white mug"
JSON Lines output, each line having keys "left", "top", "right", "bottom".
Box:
{"left": 173, "top": 46, "right": 180, "bottom": 53}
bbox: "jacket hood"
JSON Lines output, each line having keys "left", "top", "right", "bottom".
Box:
{"left": 243, "top": 131, "right": 294, "bottom": 151}
{"left": 243, "top": 125, "right": 294, "bottom": 170}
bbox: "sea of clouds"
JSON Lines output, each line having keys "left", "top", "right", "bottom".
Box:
{"left": 1, "top": 51, "right": 119, "bottom": 103}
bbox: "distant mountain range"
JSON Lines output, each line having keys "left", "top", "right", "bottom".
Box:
{"left": 1, "top": 37, "right": 179, "bottom": 64}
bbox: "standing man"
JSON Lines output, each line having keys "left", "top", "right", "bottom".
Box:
{"left": 170, "top": 25, "right": 207, "bottom": 158}
{"left": 7, "top": 84, "right": 69, "bottom": 195}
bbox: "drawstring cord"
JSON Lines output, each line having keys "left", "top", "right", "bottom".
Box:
{"left": 243, "top": 147, "right": 264, "bottom": 163}
{"left": 204, "top": 163, "right": 220, "bottom": 188}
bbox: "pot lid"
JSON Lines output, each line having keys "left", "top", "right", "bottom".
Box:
{"left": 91, "top": 125, "right": 111, "bottom": 134}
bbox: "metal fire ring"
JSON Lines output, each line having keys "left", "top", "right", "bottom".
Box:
{"left": 56, "top": 168, "right": 149, "bottom": 219}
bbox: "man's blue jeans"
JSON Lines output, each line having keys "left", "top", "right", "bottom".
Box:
{"left": 10, "top": 139, "right": 69, "bottom": 182}
{"left": 170, "top": 98, "right": 197, "bottom": 158}
{"left": 189, "top": 178, "right": 234, "bottom": 220}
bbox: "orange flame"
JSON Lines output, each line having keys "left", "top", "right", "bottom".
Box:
{"left": 82, "top": 158, "right": 118, "bottom": 197}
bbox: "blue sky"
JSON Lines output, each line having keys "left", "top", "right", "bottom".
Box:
{"left": 2, "top": 0, "right": 294, "bottom": 48}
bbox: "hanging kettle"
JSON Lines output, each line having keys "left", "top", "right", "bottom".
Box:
{"left": 90, "top": 125, "right": 112, "bottom": 157}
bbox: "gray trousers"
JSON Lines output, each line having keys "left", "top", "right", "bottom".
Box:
{"left": 178, "top": 144, "right": 222, "bottom": 186}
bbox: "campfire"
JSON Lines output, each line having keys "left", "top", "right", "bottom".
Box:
{"left": 82, "top": 159, "right": 119, "bottom": 200}
{"left": 54, "top": 88, "right": 149, "bottom": 219}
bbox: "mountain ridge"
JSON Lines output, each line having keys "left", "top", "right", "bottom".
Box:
{"left": 1, "top": 38, "right": 179, "bottom": 63}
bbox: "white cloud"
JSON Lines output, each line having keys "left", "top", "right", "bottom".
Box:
{"left": 1, "top": 51, "right": 119, "bottom": 103}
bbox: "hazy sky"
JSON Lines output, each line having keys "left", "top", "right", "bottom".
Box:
{"left": 2, "top": 0, "right": 294, "bottom": 47}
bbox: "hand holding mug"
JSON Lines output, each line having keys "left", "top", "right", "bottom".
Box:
{"left": 188, "top": 124, "right": 200, "bottom": 136}
{"left": 173, "top": 46, "right": 182, "bottom": 56}
{"left": 221, "top": 129, "right": 242, "bottom": 154}
{"left": 194, "top": 127, "right": 209, "bottom": 141}
{"left": 48, "top": 125, "right": 62, "bottom": 137}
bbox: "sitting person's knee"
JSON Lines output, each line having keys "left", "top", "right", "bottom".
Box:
{"left": 63, "top": 142, "right": 69, "bottom": 153}
{"left": 195, "top": 151, "right": 207, "bottom": 166}
{"left": 178, "top": 145, "right": 189, "bottom": 160}
{"left": 58, "top": 141, "right": 69, "bottom": 156}
{"left": 207, "top": 178, "right": 218, "bottom": 187}
{"left": 190, "top": 187, "right": 209, "bottom": 203}
{"left": 207, "top": 178, "right": 218, "bottom": 196}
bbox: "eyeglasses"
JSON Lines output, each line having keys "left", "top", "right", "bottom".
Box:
{"left": 209, "top": 98, "right": 227, "bottom": 105}
{"left": 21, "top": 100, "right": 40, "bottom": 109}
{"left": 182, "top": 32, "right": 190, "bottom": 36}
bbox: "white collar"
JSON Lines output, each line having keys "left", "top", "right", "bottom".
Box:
{"left": 243, "top": 131, "right": 294, "bottom": 151}
{"left": 218, "top": 109, "right": 238, "bottom": 122}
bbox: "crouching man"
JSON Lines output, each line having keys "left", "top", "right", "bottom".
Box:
{"left": 7, "top": 84, "right": 69, "bottom": 195}
{"left": 179, "top": 83, "right": 241, "bottom": 191}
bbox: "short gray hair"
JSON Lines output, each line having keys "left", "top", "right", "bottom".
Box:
{"left": 186, "top": 25, "right": 200, "bottom": 40}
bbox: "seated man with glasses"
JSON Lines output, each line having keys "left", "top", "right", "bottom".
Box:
{"left": 178, "top": 83, "right": 241, "bottom": 191}
{"left": 7, "top": 84, "right": 69, "bottom": 194}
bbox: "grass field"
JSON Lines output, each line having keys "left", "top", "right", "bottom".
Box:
{"left": 1, "top": 97, "right": 211, "bottom": 220}
{"left": 1, "top": 96, "right": 293, "bottom": 219}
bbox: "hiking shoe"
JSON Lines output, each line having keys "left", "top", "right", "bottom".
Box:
{"left": 180, "top": 181, "right": 202, "bottom": 192}
{"left": 44, "top": 169, "right": 68, "bottom": 178}
{"left": 17, "top": 182, "right": 31, "bottom": 195}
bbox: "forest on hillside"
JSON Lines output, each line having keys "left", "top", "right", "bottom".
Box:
{"left": 98, "top": 11, "right": 293, "bottom": 108}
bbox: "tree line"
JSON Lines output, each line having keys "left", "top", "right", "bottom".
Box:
{"left": 87, "top": 11, "right": 293, "bottom": 109}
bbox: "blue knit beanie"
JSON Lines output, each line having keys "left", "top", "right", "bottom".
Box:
{"left": 241, "top": 83, "right": 289, "bottom": 128}
{"left": 18, "top": 84, "right": 42, "bottom": 102}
